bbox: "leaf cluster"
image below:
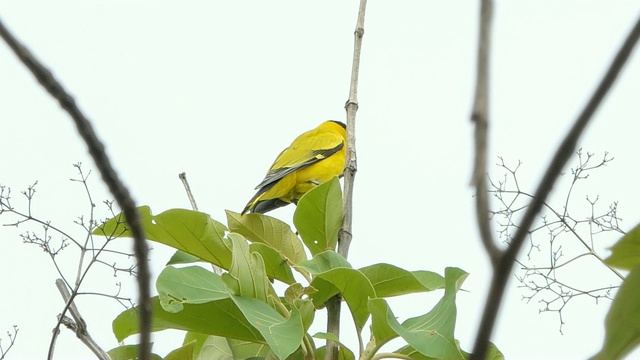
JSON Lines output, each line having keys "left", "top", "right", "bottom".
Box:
{"left": 96, "top": 178, "right": 503, "bottom": 360}
{"left": 593, "top": 225, "right": 640, "bottom": 360}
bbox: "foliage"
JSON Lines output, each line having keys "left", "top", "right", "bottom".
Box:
{"left": 95, "top": 178, "right": 503, "bottom": 360}
{"left": 591, "top": 227, "right": 640, "bottom": 360}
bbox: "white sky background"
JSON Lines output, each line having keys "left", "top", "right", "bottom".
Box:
{"left": 1, "top": 1, "right": 640, "bottom": 359}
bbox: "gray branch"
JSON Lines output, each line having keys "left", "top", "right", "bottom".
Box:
{"left": 470, "top": 9, "right": 640, "bottom": 360}
{"left": 0, "top": 17, "right": 152, "bottom": 360}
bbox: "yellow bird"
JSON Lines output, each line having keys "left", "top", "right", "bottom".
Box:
{"left": 242, "top": 120, "right": 347, "bottom": 214}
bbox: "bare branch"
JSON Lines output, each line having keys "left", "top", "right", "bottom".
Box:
{"left": 1, "top": 166, "right": 139, "bottom": 359}
{"left": 470, "top": 0, "right": 501, "bottom": 264}
{"left": 1, "top": 183, "right": 82, "bottom": 249}
{"left": 178, "top": 172, "right": 223, "bottom": 275}
{"left": 179, "top": 172, "right": 199, "bottom": 211}
{"left": 0, "top": 326, "right": 19, "bottom": 360}
{"left": 326, "top": 1, "right": 368, "bottom": 359}
{"left": 340, "top": 0, "right": 368, "bottom": 261}
{"left": 54, "top": 279, "right": 110, "bottom": 360}
{"left": 471, "top": 12, "right": 640, "bottom": 360}
{"left": 72, "top": 164, "right": 97, "bottom": 287}
{"left": 0, "top": 18, "right": 152, "bottom": 360}
{"left": 491, "top": 154, "right": 625, "bottom": 285}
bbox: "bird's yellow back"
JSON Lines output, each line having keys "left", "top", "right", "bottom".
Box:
{"left": 242, "top": 121, "right": 347, "bottom": 214}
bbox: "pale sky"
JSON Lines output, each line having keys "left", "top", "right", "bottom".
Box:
{"left": 1, "top": 1, "right": 640, "bottom": 359}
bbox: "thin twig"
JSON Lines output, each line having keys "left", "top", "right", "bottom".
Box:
{"left": 55, "top": 279, "right": 110, "bottom": 360}
{"left": 470, "top": 11, "right": 640, "bottom": 360}
{"left": 179, "top": 172, "right": 199, "bottom": 211}
{"left": 2, "top": 172, "right": 135, "bottom": 357}
{"left": 0, "top": 18, "right": 152, "bottom": 360}
{"left": 0, "top": 326, "right": 19, "bottom": 360}
{"left": 75, "top": 164, "right": 96, "bottom": 288}
{"left": 495, "top": 182, "right": 625, "bottom": 280}
{"left": 178, "top": 172, "right": 223, "bottom": 275}
{"left": 340, "top": 0, "right": 367, "bottom": 261}
{"left": 471, "top": 0, "right": 501, "bottom": 264}
{"left": 325, "top": 1, "right": 367, "bottom": 359}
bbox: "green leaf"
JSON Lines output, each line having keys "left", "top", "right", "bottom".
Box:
{"left": 293, "top": 299, "right": 316, "bottom": 332}
{"left": 305, "top": 277, "right": 339, "bottom": 306}
{"left": 225, "top": 233, "right": 271, "bottom": 301}
{"left": 95, "top": 206, "right": 232, "bottom": 270}
{"left": 312, "top": 332, "right": 339, "bottom": 342}
{"left": 373, "top": 267, "right": 469, "bottom": 360}
{"left": 190, "top": 335, "right": 233, "bottom": 360}
{"left": 231, "top": 295, "right": 304, "bottom": 360}
{"left": 226, "top": 339, "right": 271, "bottom": 360}
{"left": 395, "top": 345, "right": 438, "bottom": 360}
{"left": 315, "top": 344, "right": 355, "bottom": 360}
{"left": 106, "top": 344, "right": 163, "bottom": 360}
{"left": 284, "top": 283, "right": 305, "bottom": 304}
{"left": 227, "top": 210, "right": 307, "bottom": 264}
{"left": 482, "top": 342, "right": 505, "bottom": 360}
{"left": 605, "top": 223, "right": 640, "bottom": 270}
{"left": 302, "top": 252, "right": 375, "bottom": 331}
{"left": 360, "top": 263, "right": 445, "bottom": 298}
{"left": 249, "top": 243, "right": 296, "bottom": 285}
{"left": 592, "top": 265, "right": 640, "bottom": 360}
{"left": 317, "top": 267, "right": 375, "bottom": 331}
{"left": 284, "top": 346, "right": 308, "bottom": 360}
{"left": 294, "top": 177, "right": 343, "bottom": 255}
{"left": 167, "top": 250, "right": 203, "bottom": 265}
{"left": 185, "top": 333, "right": 272, "bottom": 360}
{"left": 156, "top": 266, "right": 230, "bottom": 313}
{"left": 296, "top": 250, "right": 352, "bottom": 274}
{"left": 396, "top": 342, "right": 504, "bottom": 360}
{"left": 250, "top": 242, "right": 296, "bottom": 284}
{"left": 190, "top": 335, "right": 270, "bottom": 360}
{"left": 164, "top": 341, "right": 196, "bottom": 360}
{"left": 182, "top": 332, "right": 209, "bottom": 359}
{"left": 368, "top": 298, "right": 399, "bottom": 347}
{"left": 113, "top": 297, "right": 263, "bottom": 343}
{"left": 295, "top": 251, "right": 349, "bottom": 306}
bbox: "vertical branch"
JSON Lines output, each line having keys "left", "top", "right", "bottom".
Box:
{"left": 339, "top": 0, "right": 367, "bottom": 260}
{"left": 178, "top": 172, "right": 223, "bottom": 275}
{"left": 470, "top": 12, "right": 640, "bottom": 360}
{"left": 325, "top": 1, "right": 368, "bottom": 359}
{"left": 178, "top": 172, "right": 200, "bottom": 211}
{"left": 471, "top": 0, "right": 501, "bottom": 264}
{"left": 0, "top": 18, "right": 152, "bottom": 360}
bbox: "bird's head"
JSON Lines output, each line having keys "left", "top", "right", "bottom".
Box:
{"left": 323, "top": 120, "right": 347, "bottom": 140}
